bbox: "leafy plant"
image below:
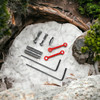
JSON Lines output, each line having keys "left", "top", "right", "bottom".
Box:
{"left": 8, "top": 0, "right": 28, "bottom": 14}
{"left": 81, "top": 46, "right": 89, "bottom": 53}
{"left": 0, "top": 0, "right": 28, "bottom": 39}
{"left": 77, "top": 0, "right": 100, "bottom": 18}
{"left": 85, "top": 3, "right": 100, "bottom": 18}
{"left": 0, "top": 0, "right": 10, "bottom": 39}
{"left": 81, "top": 17, "right": 100, "bottom": 61}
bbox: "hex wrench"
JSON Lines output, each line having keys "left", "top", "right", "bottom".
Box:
{"left": 26, "top": 64, "right": 67, "bottom": 81}
{"left": 21, "top": 55, "right": 61, "bottom": 71}
{"left": 27, "top": 46, "right": 43, "bottom": 55}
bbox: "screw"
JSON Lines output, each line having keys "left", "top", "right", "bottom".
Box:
{"left": 40, "top": 34, "right": 48, "bottom": 46}
{"left": 33, "top": 31, "right": 42, "bottom": 44}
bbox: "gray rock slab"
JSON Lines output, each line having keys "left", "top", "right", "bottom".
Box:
{"left": 1, "top": 21, "right": 95, "bottom": 90}
{"left": 0, "top": 75, "right": 100, "bottom": 100}
{"left": 53, "top": 75, "right": 100, "bottom": 100}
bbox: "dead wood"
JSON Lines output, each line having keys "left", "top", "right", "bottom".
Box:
{"left": 28, "top": 4, "right": 89, "bottom": 31}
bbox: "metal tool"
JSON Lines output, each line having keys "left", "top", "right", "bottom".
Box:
{"left": 49, "top": 37, "right": 54, "bottom": 45}
{"left": 48, "top": 43, "right": 67, "bottom": 52}
{"left": 24, "top": 50, "right": 41, "bottom": 59}
{"left": 33, "top": 31, "right": 42, "bottom": 44}
{"left": 21, "top": 55, "right": 61, "bottom": 71}
{"left": 26, "top": 64, "right": 67, "bottom": 81}
{"left": 27, "top": 46, "right": 43, "bottom": 55}
{"left": 40, "top": 34, "right": 48, "bottom": 46}
{"left": 44, "top": 50, "right": 64, "bottom": 61}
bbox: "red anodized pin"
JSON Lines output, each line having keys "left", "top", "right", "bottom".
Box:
{"left": 48, "top": 43, "right": 67, "bottom": 52}
{"left": 44, "top": 50, "right": 65, "bottom": 61}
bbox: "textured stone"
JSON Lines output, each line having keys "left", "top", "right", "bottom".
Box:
{"left": 72, "top": 35, "right": 94, "bottom": 64}
{"left": 1, "top": 21, "right": 95, "bottom": 91}
{"left": 0, "top": 75, "right": 100, "bottom": 100}
{"left": 53, "top": 75, "right": 100, "bottom": 100}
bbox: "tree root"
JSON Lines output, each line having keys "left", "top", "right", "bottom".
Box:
{"left": 28, "top": 4, "right": 89, "bottom": 31}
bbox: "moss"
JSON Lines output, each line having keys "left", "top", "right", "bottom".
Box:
{"left": 0, "top": 0, "right": 10, "bottom": 39}
{"left": 0, "top": 0, "right": 28, "bottom": 39}
{"left": 8, "top": 0, "right": 28, "bottom": 14}
{"left": 81, "top": 17, "right": 100, "bottom": 61}
{"left": 81, "top": 46, "right": 89, "bottom": 53}
{"left": 77, "top": 0, "right": 100, "bottom": 19}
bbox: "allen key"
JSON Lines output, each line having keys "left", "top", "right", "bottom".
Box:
{"left": 21, "top": 55, "right": 61, "bottom": 71}
{"left": 26, "top": 64, "right": 67, "bottom": 81}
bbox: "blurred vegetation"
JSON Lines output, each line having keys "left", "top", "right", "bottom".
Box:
{"left": 81, "top": 17, "right": 100, "bottom": 61}
{"left": 0, "top": 0, "right": 10, "bottom": 39}
{"left": 77, "top": 0, "right": 100, "bottom": 61}
{"left": 0, "top": 0, "right": 28, "bottom": 39}
{"left": 77, "top": 0, "right": 100, "bottom": 19}
{"left": 8, "top": 0, "right": 28, "bottom": 14}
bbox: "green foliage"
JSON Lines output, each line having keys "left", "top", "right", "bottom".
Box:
{"left": 0, "top": 0, "right": 28, "bottom": 39}
{"left": 81, "top": 17, "right": 100, "bottom": 61}
{"left": 81, "top": 46, "right": 89, "bottom": 53}
{"left": 77, "top": 0, "right": 93, "bottom": 5}
{"left": 0, "top": 0, "right": 10, "bottom": 38}
{"left": 8, "top": 0, "right": 28, "bottom": 14}
{"left": 77, "top": 0, "right": 100, "bottom": 18}
{"left": 85, "top": 3, "right": 100, "bottom": 18}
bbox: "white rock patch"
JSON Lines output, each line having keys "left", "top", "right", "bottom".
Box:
{"left": 1, "top": 21, "right": 95, "bottom": 90}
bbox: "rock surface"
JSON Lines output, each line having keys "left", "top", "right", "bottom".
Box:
{"left": 72, "top": 35, "right": 94, "bottom": 64}
{"left": 1, "top": 21, "right": 95, "bottom": 91}
{"left": 53, "top": 75, "right": 100, "bottom": 100}
{"left": 0, "top": 36, "right": 10, "bottom": 50}
{"left": 0, "top": 75, "right": 100, "bottom": 100}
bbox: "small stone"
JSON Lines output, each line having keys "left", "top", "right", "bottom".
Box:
{"left": 72, "top": 35, "right": 94, "bottom": 64}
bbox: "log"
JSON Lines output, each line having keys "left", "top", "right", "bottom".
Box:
{"left": 28, "top": 4, "right": 89, "bottom": 31}
{"left": 76, "top": 17, "right": 89, "bottom": 30}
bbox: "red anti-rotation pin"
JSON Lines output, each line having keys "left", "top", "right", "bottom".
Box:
{"left": 48, "top": 43, "right": 67, "bottom": 52}
{"left": 44, "top": 50, "right": 64, "bottom": 61}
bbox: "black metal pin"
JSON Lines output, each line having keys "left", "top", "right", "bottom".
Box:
{"left": 26, "top": 64, "right": 67, "bottom": 81}
{"left": 40, "top": 34, "right": 48, "bottom": 46}
{"left": 33, "top": 31, "right": 42, "bottom": 44}
{"left": 21, "top": 55, "right": 61, "bottom": 71}
{"left": 49, "top": 37, "right": 54, "bottom": 45}
{"left": 24, "top": 50, "right": 41, "bottom": 59}
{"left": 27, "top": 46, "right": 43, "bottom": 55}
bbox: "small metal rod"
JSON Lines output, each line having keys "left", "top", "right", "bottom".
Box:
{"left": 49, "top": 37, "right": 54, "bottom": 45}
{"left": 40, "top": 34, "right": 48, "bottom": 46}
{"left": 27, "top": 46, "right": 43, "bottom": 55}
{"left": 21, "top": 55, "right": 61, "bottom": 71}
{"left": 33, "top": 31, "right": 42, "bottom": 44}
{"left": 24, "top": 50, "right": 41, "bottom": 59}
{"left": 26, "top": 64, "right": 67, "bottom": 81}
